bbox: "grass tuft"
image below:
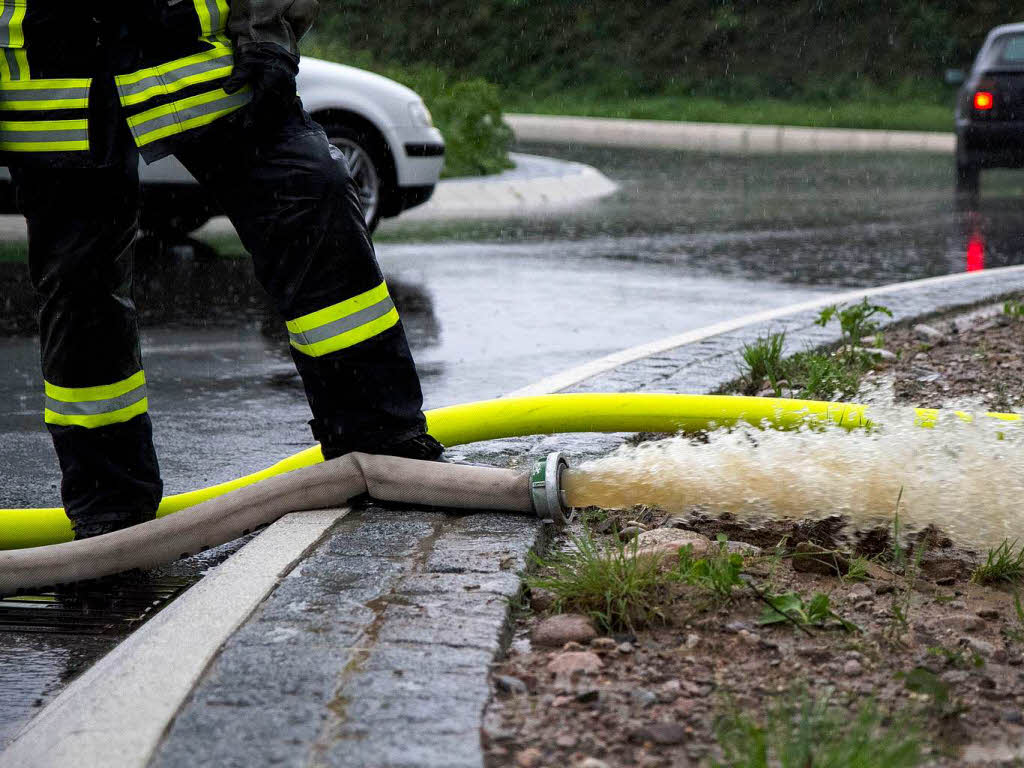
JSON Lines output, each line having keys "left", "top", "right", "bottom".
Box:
{"left": 712, "top": 688, "right": 924, "bottom": 768}
{"left": 971, "top": 539, "right": 1024, "bottom": 585}
{"left": 740, "top": 333, "right": 786, "bottom": 393}
{"left": 526, "top": 531, "right": 744, "bottom": 632}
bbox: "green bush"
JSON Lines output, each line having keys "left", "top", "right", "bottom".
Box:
{"left": 305, "top": 38, "right": 512, "bottom": 178}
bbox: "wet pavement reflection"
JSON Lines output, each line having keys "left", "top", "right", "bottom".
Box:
{"left": 3, "top": 142, "right": 1024, "bottom": 746}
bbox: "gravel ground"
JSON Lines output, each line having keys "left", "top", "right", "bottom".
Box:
{"left": 882, "top": 295, "right": 1024, "bottom": 413}
{"left": 481, "top": 304, "right": 1024, "bottom": 768}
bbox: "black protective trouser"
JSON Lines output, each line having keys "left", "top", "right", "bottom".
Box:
{"left": 13, "top": 106, "right": 427, "bottom": 539}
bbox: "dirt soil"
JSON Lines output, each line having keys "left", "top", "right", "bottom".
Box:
{"left": 883, "top": 298, "right": 1024, "bottom": 413}
{"left": 482, "top": 304, "right": 1024, "bottom": 768}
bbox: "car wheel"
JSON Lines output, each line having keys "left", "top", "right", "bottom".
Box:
{"left": 323, "top": 123, "right": 386, "bottom": 232}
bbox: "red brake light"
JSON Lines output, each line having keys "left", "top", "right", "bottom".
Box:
{"left": 974, "top": 91, "right": 994, "bottom": 110}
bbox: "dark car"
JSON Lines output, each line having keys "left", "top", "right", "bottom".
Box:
{"left": 953, "top": 22, "right": 1024, "bottom": 196}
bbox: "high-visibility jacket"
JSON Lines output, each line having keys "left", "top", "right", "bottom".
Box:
{"left": 0, "top": 0, "right": 311, "bottom": 167}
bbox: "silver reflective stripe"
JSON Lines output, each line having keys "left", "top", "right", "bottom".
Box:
{"left": 204, "top": 0, "right": 223, "bottom": 33}
{"left": 45, "top": 384, "right": 147, "bottom": 417}
{"left": 289, "top": 297, "right": 397, "bottom": 347}
{"left": 0, "top": 3, "right": 17, "bottom": 47}
{"left": 0, "top": 127, "right": 88, "bottom": 143}
{"left": 117, "top": 51, "right": 233, "bottom": 101}
{"left": 0, "top": 86, "right": 89, "bottom": 101}
{"left": 132, "top": 89, "right": 248, "bottom": 137}
{"left": 3, "top": 48, "right": 18, "bottom": 80}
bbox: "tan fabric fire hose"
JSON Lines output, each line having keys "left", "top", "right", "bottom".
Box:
{"left": 0, "top": 452, "right": 555, "bottom": 596}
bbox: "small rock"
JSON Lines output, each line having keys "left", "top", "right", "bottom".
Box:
{"left": 546, "top": 651, "right": 603, "bottom": 678}
{"left": 533, "top": 614, "right": 598, "bottom": 647}
{"left": 634, "top": 528, "right": 712, "bottom": 568}
{"left": 914, "top": 323, "right": 948, "bottom": 344}
{"left": 875, "top": 583, "right": 896, "bottom": 595}
{"left": 685, "top": 633, "right": 701, "bottom": 649}
{"left": 963, "top": 636, "right": 996, "bottom": 658}
{"left": 632, "top": 722, "right": 688, "bottom": 746}
{"left": 725, "top": 540, "right": 761, "bottom": 556}
{"left": 847, "top": 583, "right": 873, "bottom": 601}
{"left": 617, "top": 641, "right": 634, "bottom": 654}
{"left": 660, "top": 679, "right": 682, "bottom": 696}
{"left": 562, "top": 641, "right": 587, "bottom": 652}
{"left": 529, "top": 587, "right": 557, "bottom": 613}
{"left": 756, "top": 387, "right": 776, "bottom": 398}
{"left": 1004, "top": 710, "right": 1024, "bottom": 725}
{"left": 555, "top": 733, "right": 578, "bottom": 748}
{"left": 791, "top": 541, "right": 849, "bottom": 576}
{"left": 737, "top": 629, "right": 759, "bottom": 646}
{"left": 666, "top": 516, "right": 692, "bottom": 529}
{"left": 590, "top": 637, "right": 618, "bottom": 653}
{"left": 949, "top": 600, "right": 967, "bottom": 610}
{"left": 977, "top": 608, "right": 1001, "bottom": 621}
{"left": 576, "top": 759, "right": 610, "bottom": 768}
{"left": 495, "top": 675, "right": 528, "bottom": 695}
{"left": 843, "top": 659, "right": 864, "bottom": 676}
{"left": 631, "top": 688, "right": 658, "bottom": 708}
{"left": 516, "top": 748, "right": 542, "bottom": 768}
{"left": 618, "top": 526, "right": 644, "bottom": 542}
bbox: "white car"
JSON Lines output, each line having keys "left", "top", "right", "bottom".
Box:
{"left": 0, "top": 57, "right": 446, "bottom": 235}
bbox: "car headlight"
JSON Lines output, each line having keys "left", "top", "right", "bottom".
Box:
{"left": 408, "top": 101, "right": 433, "bottom": 128}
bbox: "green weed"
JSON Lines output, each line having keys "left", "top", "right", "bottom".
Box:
{"left": 926, "top": 645, "right": 984, "bottom": 670}
{"left": 525, "top": 529, "right": 669, "bottom": 632}
{"left": 886, "top": 493, "right": 924, "bottom": 643}
{"left": 816, "top": 299, "right": 894, "bottom": 350}
{"left": 740, "top": 333, "right": 786, "bottom": 393}
{"left": 972, "top": 539, "right": 1024, "bottom": 585}
{"left": 526, "top": 530, "right": 743, "bottom": 632}
{"left": 758, "top": 591, "right": 858, "bottom": 631}
{"left": 677, "top": 536, "right": 745, "bottom": 602}
{"left": 1003, "top": 299, "right": 1024, "bottom": 320}
{"left": 712, "top": 688, "right": 924, "bottom": 768}
{"left": 843, "top": 557, "right": 871, "bottom": 583}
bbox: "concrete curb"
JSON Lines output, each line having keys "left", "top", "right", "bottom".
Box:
{"left": 395, "top": 152, "right": 618, "bottom": 221}
{"left": 0, "top": 509, "right": 347, "bottom": 768}
{"left": 506, "top": 113, "right": 955, "bottom": 154}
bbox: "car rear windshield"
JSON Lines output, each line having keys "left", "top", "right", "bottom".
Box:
{"left": 995, "top": 34, "right": 1024, "bottom": 64}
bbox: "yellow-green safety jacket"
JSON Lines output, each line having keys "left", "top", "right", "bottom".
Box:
{"left": 0, "top": 0, "right": 315, "bottom": 166}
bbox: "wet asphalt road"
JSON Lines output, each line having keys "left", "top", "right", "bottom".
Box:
{"left": 3, "top": 142, "right": 1024, "bottom": 747}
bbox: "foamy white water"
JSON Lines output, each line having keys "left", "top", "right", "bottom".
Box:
{"left": 565, "top": 410, "right": 1024, "bottom": 550}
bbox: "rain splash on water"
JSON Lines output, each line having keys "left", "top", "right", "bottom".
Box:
{"left": 563, "top": 409, "right": 1024, "bottom": 551}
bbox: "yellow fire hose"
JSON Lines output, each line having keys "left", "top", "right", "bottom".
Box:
{"left": 1, "top": 393, "right": 1019, "bottom": 550}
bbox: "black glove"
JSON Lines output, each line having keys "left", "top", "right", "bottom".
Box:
{"left": 223, "top": 42, "right": 300, "bottom": 128}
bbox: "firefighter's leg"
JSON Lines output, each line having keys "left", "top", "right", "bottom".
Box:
{"left": 11, "top": 156, "right": 162, "bottom": 540}
{"left": 176, "top": 110, "right": 439, "bottom": 459}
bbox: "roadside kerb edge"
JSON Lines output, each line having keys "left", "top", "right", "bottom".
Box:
{"left": 506, "top": 113, "right": 955, "bottom": 154}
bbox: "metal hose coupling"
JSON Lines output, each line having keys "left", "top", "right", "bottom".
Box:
{"left": 530, "top": 452, "right": 571, "bottom": 526}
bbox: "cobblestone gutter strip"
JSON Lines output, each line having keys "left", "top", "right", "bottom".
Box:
{"left": 151, "top": 505, "right": 552, "bottom": 768}
{"left": 506, "top": 113, "right": 955, "bottom": 154}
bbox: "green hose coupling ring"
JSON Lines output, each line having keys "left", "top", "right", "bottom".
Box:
{"left": 530, "top": 451, "right": 570, "bottom": 527}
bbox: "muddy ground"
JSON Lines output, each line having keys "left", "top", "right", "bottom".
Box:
{"left": 482, "top": 302, "right": 1024, "bottom": 768}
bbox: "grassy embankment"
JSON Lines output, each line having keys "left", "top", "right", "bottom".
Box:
{"left": 315, "top": 1, "right": 1000, "bottom": 134}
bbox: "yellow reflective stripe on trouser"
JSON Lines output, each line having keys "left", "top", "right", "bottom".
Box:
{"left": 0, "top": 118, "right": 88, "bottom": 151}
{"left": 115, "top": 46, "right": 234, "bottom": 107}
{"left": 127, "top": 86, "right": 249, "bottom": 147}
{"left": 287, "top": 282, "right": 400, "bottom": 357}
{"left": 44, "top": 371, "right": 149, "bottom": 428}
{"left": 0, "top": 1, "right": 26, "bottom": 48}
